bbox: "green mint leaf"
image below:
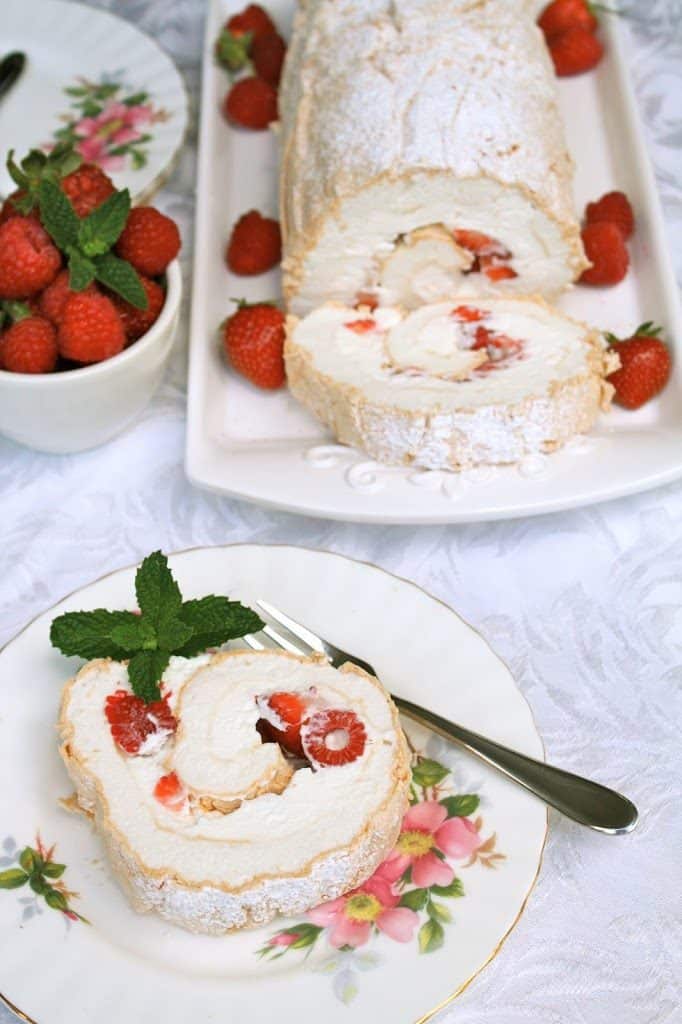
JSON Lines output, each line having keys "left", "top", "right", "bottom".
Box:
{"left": 38, "top": 179, "right": 80, "bottom": 250}
{"left": 156, "top": 616, "right": 194, "bottom": 653}
{"left": 134, "top": 551, "right": 182, "bottom": 629}
{"left": 418, "top": 918, "right": 444, "bottom": 954}
{"left": 439, "top": 794, "right": 479, "bottom": 818}
{"left": 78, "top": 189, "right": 131, "bottom": 257}
{"left": 1, "top": 301, "right": 32, "bottom": 323}
{"left": 42, "top": 862, "right": 66, "bottom": 879}
{"left": 67, "top": 252, "right": 96, "bottom": 292}
{"left": 175, "top": 596, "right": 263, "bottom": 657}
{"left": 412, "top": 759, "right": 449, "bottom": 789}
{"left": 110, "top": 617, "right": 158, "bottom": 652}
{"left": 431, "top": 877, "right": 464, "bottom": 898}
{"left": 50, "top": 609, "right": 142, "bottom": 660}
{"left": 428, "top": 899, "right": 452, "bottom": 924}
{"left": 93, "top": 252, "right": 148, "bottom": 309}
{"left": 127, "top": 648, "right": 170, "bottom": 703}
{"left": 399, "top": 887, "right": 428, "bottom": 911}
{"left": 0, "top": 869, "right": 28, "bottom": 889}
{"left": 44, "top": 887, "right": 68, "bottom": 911}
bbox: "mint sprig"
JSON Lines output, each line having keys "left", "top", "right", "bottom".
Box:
{"left": 5, "top": 144, "right": 82, "bottom": 215}
{"left": 50, "top": 552, "right": 264, "bottom": 703}
{"left": 38, "top": 180, "right": 148, "bottom": 309}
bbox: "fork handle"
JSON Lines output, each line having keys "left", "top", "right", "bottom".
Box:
{"left": 393, "top": 696, "right": 638, "bottom": 834}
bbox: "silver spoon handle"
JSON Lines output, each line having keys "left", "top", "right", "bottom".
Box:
{"left": 394, "top": 696, "right": 638, "bottom": 834}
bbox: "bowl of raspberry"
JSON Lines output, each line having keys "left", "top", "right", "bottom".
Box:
{"left": 0, "top": 148, "right": 182, "bottom": 453}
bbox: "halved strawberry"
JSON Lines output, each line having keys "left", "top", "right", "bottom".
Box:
{"left": 472, "top": 326, "right": 524, "bottom": 369}
{"left": 453, "top": 229, "right": 499, "bottom": 255}
{"left": 301, "top": 709, "right": 367, "bottom": 767}
{"left": 344, "top": 318, "right": 377, "bottom": 334}
{"left": 104, "top": 691, "right": 177, "bottom": 755}
{"left": 257, "top": 691, "right": 306, "bottom": 756}
{"left": 154, "top": 772, "right": 186, "bottom": 812}
{"left": 451, "top": 305, "right": 487, "bottom": 322}
{"left": 480, "top": 258, "right": 518, "bottom": 282}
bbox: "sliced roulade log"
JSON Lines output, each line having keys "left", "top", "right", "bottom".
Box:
{"left": 285, "top": 297, "right": 618, "bottom": 470}
{"left": 59, "top": 649, "right": 410, "bottom": 934}
{"left": 279, "top": 0, "right": 588, "bottom": 314}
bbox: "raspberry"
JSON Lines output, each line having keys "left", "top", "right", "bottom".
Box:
{"left": 343, "top": 319, "right": 377, "bottom": 334}
{"left": 301, "top": 709, "right": 367, "bottom": 767}
{"left": 252, "top": 31, "right": 287, "bottom": 87}
{"left": 222, "top": 301, "right": 285, "bottom": 389}
{"left": 579, "top": 222, "right": 629, "bottom": 285}
{"left": 153, "top": 771, "right": 187, "bottom": 811}
{"left": 257, "top": 691, "right": 307, "bottom": 756}
{"left": 112, "top": 276, "right": 165, "bottom": 341}
{"left": 60, "top": 164, "right": 115, "bottom": 218}
{"left": 226, "top": 4, "right": 275, "bottom": 40}
{"left": 223, "top": 77, "right": 278, "bottom": 130}
{"left": 0, "top": 317, "right": 57, "bottom": 374}
{"left": 0, "top": 191, "right": 37, "bottom": 225}
{"left": 38, "top": 269, "right": 98, "bottom": 325}
{"left": 585, "top": 190, "right": 634, "bottom": 240}
{"left": 58, "top": 291, "right": 126, "bottom": 363}
{"left": 105, "top": 691, "right": 177, "bottom": 755}
{"left": 0, "top": 218, "right": 62, "bottom": 299}
{"left": 115, "top": 207, "right": 181, "bottom": 277}
{"left": 549, "top": 25, "right": 604, "bottom": 76}
{"left": 226, "top": 210, "right": 281, "bottom": 275}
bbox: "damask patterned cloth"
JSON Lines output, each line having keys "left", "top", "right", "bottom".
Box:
{"left": 1, "top": 2, "right": 681, "bottom": 1022}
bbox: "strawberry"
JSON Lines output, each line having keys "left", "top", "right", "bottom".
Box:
{"left": 538, "top": 0, "right": 598, "bottom": 39}
{"left": 258, "top": 691, "right": 306, "bottom": 756}
{"left": 0, "top": 218, "right": 62, "bottom": 299}
{"left": 453, "top": 229, "right": 503, "bottom": 255}
{"left": 58, "top": 291, "right": 126, "bottom": 363}
{"left": 606, "top": 323, "right": 671, "bottom": 410}
{"left": 252, "top": 31, "right": 287, "bottom": 87}
{"left": 0, "top": 316, "right": 57, "bottom": 374}
{"left": 301, "top": 709, "right": 367, "bottom": 767}
{"left": 226, "top": 4, "right": 275, "bottom": 40}
{"left": 112, "top": 275, "right": 165, "bottom": 341}
{"left": 105, "top": 691, "right": 177, "bottom": 755}
{"left": 549, "top": 25, "right": 603, "bottom": 76}
{"left": 451, "top": 305, "right": 487, "bottom": 322}
{"left": 153, "top": 771, "right": 187, "bottom": 811}
{"left": 222, "top": 301, "right": 285, "bottom": 389}
{"left": 60, "top": 164, "right": 115, "bottom": 219}
{"left": 226, "top": 210, "right": 281, "bottom": 275}
{"left": 579, "top": 221, "right": 629, "bottom": 285}
{"left": 115, "top": 206, "right": 181, "bottom": 277}
{"left": 472, "top": 326, "right": 524, "bottom": 368}
{"left": 0, "top": 191, "right": 38, "bottom": 225}
{"left": 480, "top": 259, "right": 518, "bottom": 282}
{"left": 343, "top": 318, "right": 377, "bottom": 334}
{"left": 223, "top": 76, "right": 278, "bottom": 130}
{"left": 585, "top": 190, "right": 634, "bottom": 240}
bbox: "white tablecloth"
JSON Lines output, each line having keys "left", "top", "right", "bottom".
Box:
{"left": 2, "top": 2, "right": 681, "bottom": 1021}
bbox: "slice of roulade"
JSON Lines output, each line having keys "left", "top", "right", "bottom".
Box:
{"left": 58, "top": 649, "right": 410, "bottom": 934}
{"left": 285, "top": 298, "right": 618, "bottom": 470}
{"left": 279, "top": 0, "right": 587, "bottom": 314}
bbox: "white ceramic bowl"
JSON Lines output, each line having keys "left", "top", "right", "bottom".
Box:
{"left": 0, "top": 260, "right": 182, "bottom": 453}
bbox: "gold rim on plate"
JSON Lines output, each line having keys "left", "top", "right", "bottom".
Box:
{"left": 0, "top": 542, "right": 548, "bottom": 1024}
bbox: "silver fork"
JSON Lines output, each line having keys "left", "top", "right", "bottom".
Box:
{"left": 244, "top": 600, "right": 638, "bottom": 835}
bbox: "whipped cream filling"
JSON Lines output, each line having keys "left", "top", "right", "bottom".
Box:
{"left": 63, "top": 651, "right": 404, "bottom": 887}
{"left": 291, "top": 299, "right": 600, "bottom": 411}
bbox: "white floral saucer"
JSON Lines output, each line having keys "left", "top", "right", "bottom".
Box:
{"left": 1, "top": 1, "right": 188, "bottom": 203}
{"left": 0, "top": 545, "right": 546, "bottom": 1024}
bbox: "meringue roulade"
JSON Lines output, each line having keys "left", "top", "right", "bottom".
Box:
{"left": 285, "top": 298, "right": 618, "bottom": 470}
{"left": 279, "top": 0, "right": 588, "bottom": 315}
{"left": 58, "top": 649, "right": 410, "bottom": 934}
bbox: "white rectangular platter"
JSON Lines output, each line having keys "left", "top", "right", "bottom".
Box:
{"left": 186, "top": 0, "right": 682, "bottom": 524}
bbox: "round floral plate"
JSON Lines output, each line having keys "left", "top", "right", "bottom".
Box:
{"left": 0, "top": 545, "right": 546, "bottom": 1024}
{"left": 1, "top": 0, "right": 188, "bottom": 203}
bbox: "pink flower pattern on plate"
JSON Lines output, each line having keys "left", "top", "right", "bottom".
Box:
{"left": 378, "top": 801, "right": 483, "bottom": 889}
{"left": 308, "top": 873, "right": 419, "bottom": 948}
